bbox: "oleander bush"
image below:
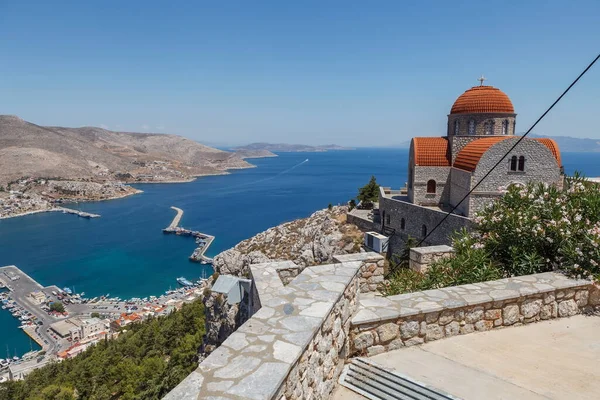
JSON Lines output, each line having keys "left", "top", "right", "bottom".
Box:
{"left": 383, "top": 174, "right": 600, "bottom": 296}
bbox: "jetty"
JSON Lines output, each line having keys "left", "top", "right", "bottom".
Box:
{"left": 163, "top": 207, "right": 214, "bottom": 264}
{"left": 52, "top": 207, "right": 100, "bottom": 219}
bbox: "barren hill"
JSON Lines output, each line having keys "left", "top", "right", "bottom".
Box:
{"left": 0, "top": 115, "right": 253, "bottom": 185}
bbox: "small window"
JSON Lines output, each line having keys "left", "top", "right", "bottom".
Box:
{"left": 518, "top": 156, "right": 525, "bottom": 171}
{"left": 454, "top": 119, "right": 460, "bottom": 135}
{"left": 421, "top": 225, "right": 427, "bottom": 238}
{"left": 502, "top": 120, "right": 509, "bottom": 135}
{"left": 408, "top": 167, "right": 413, "bottom": 189}
{"left": 468, "top": 119, "right": 476, "bottom": 135}
{"left": 386, "top": 214, "right": 390, "bottom": 225}
{"left": 400, "top": 218, "right": 405, "bottom": 230}
{"left": 427, "top": 179, "right": 436, "bottom": 194}
{"left": 510, "top": 156, "right": 518, "bottom": 171}
{"left": 485, "top": 120, "right": 495, "bottom": 135}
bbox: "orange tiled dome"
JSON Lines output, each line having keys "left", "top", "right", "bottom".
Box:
{"left": 451, "top": 86, "right": 514, "bottom": 114}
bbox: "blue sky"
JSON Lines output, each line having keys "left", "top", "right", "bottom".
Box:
{"left": 1, "top": 1, "right": 599, "bottom": 146}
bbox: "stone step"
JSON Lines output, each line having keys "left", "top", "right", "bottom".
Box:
{"left": 339, "top": 357, "right": 460, "bottom": 400}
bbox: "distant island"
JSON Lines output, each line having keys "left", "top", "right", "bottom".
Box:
{"left": 0, "top": 115, "right": 259, "bottom": 218}
{"left": 232, "top": 142, "right": 354, "bottom": 153}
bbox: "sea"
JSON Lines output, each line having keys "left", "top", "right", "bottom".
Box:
{"left": 0, "top": 148, "right": 599, "bottom": 357}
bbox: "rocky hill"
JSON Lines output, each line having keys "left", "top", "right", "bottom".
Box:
{"left": 203, "top": 206, "right": 364, "bottom": 353}
{"left": 0, "top": 115, "right": 254, "bottom": 185}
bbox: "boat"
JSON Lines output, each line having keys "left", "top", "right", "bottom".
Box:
{"left": 63, "top": 287, "right": 72, "bottom": 295}
{"left": 177, "top": 277, "right": 193, "bottom": 287}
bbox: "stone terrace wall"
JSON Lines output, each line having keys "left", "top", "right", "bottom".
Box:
{"left": 165, "top": 253, "right": 384, "bottom": 400}
{"left": 350, "top": 272, "right": 599, "bottom": 357}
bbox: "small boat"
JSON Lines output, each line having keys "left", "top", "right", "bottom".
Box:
{"left": 177, "top": 277, "right": 193, "bottom": 287}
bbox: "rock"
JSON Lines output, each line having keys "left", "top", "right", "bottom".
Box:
{"left": 460, "top": 323, "right": 474, "bottom": 334}
{"left": 404, "top": 337, "right": 425, "bottom": 347}
{"left": 474, "top": 320, "right": 493, "bottom": 331}
{"left": 575, "top": 290, "right": 589, "bottom": 307}
{"left": 484, "top": 309, "right": 501, "bottom": 320}
{"left": 400, "top": 321, "right": 420, "bottom": 339}
{"left": 465, "top": 307, "right": 484, "bottom": 323}
{"left": 444, "top": 321, "right": 460, "bottom": 337}
{"left": 426, "top": 324, "right": 444, "bottom": 341}
{"left": 376, "top": 323, "right": 399, "bottom": 343}
{"left": 367, "top": 345, "right": 385, "bottom": 357}
{"left": 388, "top": 339, "right": 404, "bottom": 351}
{"left": 520, "top": 299, "right": 542, "bottom": 319}
{"left": 558, "top": 299, "right": 579, "bottom": 317}
{"left": 503, "top": 304, "right": 520, "bottom": 325}
{"left": 353, "top": 332, "right": 374, "bottom": 351}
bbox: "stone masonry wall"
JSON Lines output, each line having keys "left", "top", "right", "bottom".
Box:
{"left": 378, "top": 187, "right": 472, "bottom": 251}
{"left": 447, "top": 113, "right": 516, "bottom": 138}
{"left": 412, "top": 166, "right": 451, "bottom": 206}
{"left": 350, "top": 272, "right": 599, "bottom": 357}
{"left": 409, "top": 245, "right": 454, "bottom": 273}
{"left": 275, "top": 272, "right": 360, "bottom": 400}
{"left": 334, "top": 253, "right": 385, "bottom": 293}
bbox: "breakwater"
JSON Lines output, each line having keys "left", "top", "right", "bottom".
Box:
{"left": 162, "top": 207, "right": 215, "bottom": 264}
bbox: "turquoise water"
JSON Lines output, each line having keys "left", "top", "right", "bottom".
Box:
{"left": 0, "top": 149, "right": 598, "bottom": 356}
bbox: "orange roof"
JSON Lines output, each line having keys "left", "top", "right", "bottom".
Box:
{"left": 533, "top": 138, "right": 562, "bottom": 167}
{"left": 454, "top": 136, "right": 562, "bottom": 171}
{"left": 412, "top": 137, "right": 450, "bottom": 166}
{"left": 451, "top": 86, "right": 514, "bottom": 114}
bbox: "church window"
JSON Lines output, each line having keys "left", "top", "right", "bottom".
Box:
{"left": 408, "top": 167, "right": 413, "bottom": 189}
{"left": 421, "top": 225, "right": 427, "bottom": 238}
{"left": 510, "top": 156, "right": 518, "bottom": 171}
{"left": 485, "top": 120, "right": 495, "bottom": 135}
{"left": 518, "top": 156, "right": 525, "bottom": 171}
{"left": 513, "top": 121, "right": 516, "bottom": 134}
{"left": 454, "top": 119, "right": 460, "bottom": 135}
{"left": 427, "top": 179, "right": 436, "bottom": 194}
{"left": 400, "top": 218, "right": 406, "bottom": 230}
{"left": 468, "top": 119, "right": 475, "bottom": 135}
{"left": 502, "top": 120, "right": 509, "bottom": 135}
{"left": 386, "top": 213, "right": 391, "bottom": 225}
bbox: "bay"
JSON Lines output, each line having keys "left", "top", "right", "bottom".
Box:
{"left": 0, "top": 149, "right": 598, "bottom": 356}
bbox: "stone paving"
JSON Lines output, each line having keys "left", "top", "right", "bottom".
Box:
{"left": 166, "top": 254, "right": 381, "bottom": 399}
{"left": 352, "top": 272, "right": 591, "bottom": 326}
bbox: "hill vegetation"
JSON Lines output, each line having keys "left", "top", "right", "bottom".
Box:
{"left": 0, "top": 299, "right": 205, "bottom": 400}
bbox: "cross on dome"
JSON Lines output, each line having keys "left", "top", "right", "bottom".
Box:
{"left": 478, "top": 75, "right": 487, "bottom": 86}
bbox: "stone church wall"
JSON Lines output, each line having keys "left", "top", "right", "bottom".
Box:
{"left": 412, "top": 166, "right": 451, "bottom": 206}
{"left": 378, "top": 187, "right": 472, "bottom": 252}
{"left": 449, "top": 167, "right": 473, "bottom": 216}
{"left": 447, "top": 113, "right": 516, "bottom": 138}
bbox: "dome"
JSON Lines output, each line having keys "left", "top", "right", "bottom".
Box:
{"left": 450, "top": 86, "right": 514, "bottom": 114}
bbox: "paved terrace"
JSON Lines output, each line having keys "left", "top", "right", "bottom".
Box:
{"left": 335, "top": 315, "right": 600, "bottom": 400}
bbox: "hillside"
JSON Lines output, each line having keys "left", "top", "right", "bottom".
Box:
{"left": 0, "top": 115, "right": 253, "bottom": 185}
{"left": 530, "top": 134, "right": 600, "bottom": 152}
{"left": 233, "top": 142, "right": 354, "bottom": 152}
{"left": 0, "top": 299, "right": 205, "bottom": 400}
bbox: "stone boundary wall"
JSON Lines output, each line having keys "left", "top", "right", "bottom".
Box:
{"left": 409, "top": 245, "right": 454, "bottom": 273}
{"left": 350, "top": 272, "right": 599, "bottom": 357}
{"left": 334, "top": 253, "right": 385, "bottom": 293}
{"left": 165, "top": 253, "right": 384, "bottom": 400}
{"left": 346, "top": 211, "right": 378, "bottom": 233}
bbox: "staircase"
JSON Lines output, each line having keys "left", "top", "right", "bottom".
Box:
{"left": 339, "top": 358, "right": 460, "bottom": 400}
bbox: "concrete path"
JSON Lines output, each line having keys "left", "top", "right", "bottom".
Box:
{"left": 166, "top": 206, "right": 183, "bottom": 229}
{"left": 334, "top": 315, "right": 600, "bottom": 400}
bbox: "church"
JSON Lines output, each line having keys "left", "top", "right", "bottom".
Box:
{"left": 373, "top": 78, "right": 564, "bottom": 249}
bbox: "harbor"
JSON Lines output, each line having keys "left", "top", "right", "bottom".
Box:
{"left": 162, "top": 206, "right": 215, "bottom": 264}
{"left": 0, "top": 264, "right": 210, "bottom": 381}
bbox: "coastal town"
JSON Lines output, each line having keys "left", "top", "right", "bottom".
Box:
{"left": 0, "top": 177, "right": 138, "bottom": 219}
{"left": 0, "top": 265, "right": 210, "bottom": 382}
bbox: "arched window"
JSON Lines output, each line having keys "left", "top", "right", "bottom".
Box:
{"left": 454, "top": 119, "right": 460, "bottom": 135}
{"left": 427, "top": 179, "right": 436, "bottom": 194}
{"left": 408, "top": 167, "right": 413, "bottom": 189}
{"left": 513, "top": 121, "right": 516, "bottom": 134}
{"left": 386, "top": 213, "right": 391, "bottom": 225}
{"left": 502, "top": 120, "right": 509, "bottom": 135}
{"left": 485, "top": 120, "right": 495, "bottom": 135}
{"left": 421, "top": 225, "right": 427, "bottom": 238}
{"left": 400, "top": 218, "right": 406, "bottom": 230}
{"left": 468, "top": 119, "right": 476, "bottom": 135}
{"left": 518, "top": 156, "right": 525, "bottom": 171}
{"left": 510, "top": 156, "right": 518, "bottom": 171}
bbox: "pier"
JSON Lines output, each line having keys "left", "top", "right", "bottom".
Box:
{"left": 52, "top": 207, "right": 100, "bottom": 219}
{"left": 163, "top": 207, "right": 214, "bottom": 264}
